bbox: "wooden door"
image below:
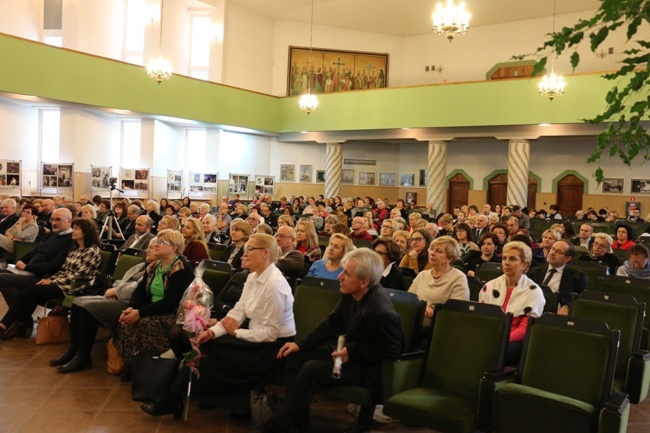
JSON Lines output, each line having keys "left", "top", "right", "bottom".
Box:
{"left": 527, "top": 177, "right": 538, "bottom": 210}
{"left": 447, "top": 173, "right": 469, "bottom": 212}
{"left": 557, "top": 174, "right": 584, "bottom": 217}
{"left": 488, "top": 174, "right": 508, "bottom": 208}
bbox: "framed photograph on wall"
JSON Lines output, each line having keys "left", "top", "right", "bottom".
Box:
{"left": 380, "top": 173, "right": 395, "bottom": 186}
{"left": 405, "top": 192, "right": 417, "bottom": 206}
{"left": 602, "top": 178, "right": 624, "bottom": 193}
{"left": 299, "top": 165, "right": 313, "bottom": 183}
{"left": 91, "top": 165, "right": 111, "bottom": 190}
{"left": 359, "top": 172, "right": 375, "bottom": 186}
{"left": 280, "top": 164, "right": 295, "bottom": 182}
{"left": 631, "top": 179, "right": 650, "bottom": 194}
{"left": 342, "top": 169, "right": 354, "bottom": 184}
{"left": 316, "top": 170, "right": 325, "bottom": 183}
{"left": 419, "top": 169, "right": 428, "bottom": 187}
{"left": 400, "top": 173, "right": 415, "bottom": 187}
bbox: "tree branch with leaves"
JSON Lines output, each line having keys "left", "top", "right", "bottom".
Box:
{"left": 530, "top": 0, "right": 650, "bottom": 183}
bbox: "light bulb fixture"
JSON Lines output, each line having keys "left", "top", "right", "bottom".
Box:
{"left": 299, "top": 0, "right": 319, "bottom": 114}
{"left": 146, "top": 0, "right": 172, "bottom": 84}
{"left": 432, "top": 0, "right": 470, "bottom": 42}
{"left": 539, "top": 0, "right": 565, "bottom": 100}
{"left": 594, "top": 49, "right": 607, "bottom": 59}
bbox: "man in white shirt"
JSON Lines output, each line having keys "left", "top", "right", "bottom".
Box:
{"left": 120, "top": 216, "right": 154, "bottom": 251}
{"left": 571, "top": 223, "right": 594, "bottom": 250}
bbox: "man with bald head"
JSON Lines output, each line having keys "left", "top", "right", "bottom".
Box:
{"left": 0, "top": 199, "right": 19, "bottom": 234}
{"left": 0, "top": 208, "right": 74, "bottom": 314}
{"left": 38, "top": 199, "right": 55, "bottom": 229}
{"left": 120, "top": 215, "right": 154, "bottom": 251}
{"left": 275, "top": 225, "right": 305, "bottom": 282}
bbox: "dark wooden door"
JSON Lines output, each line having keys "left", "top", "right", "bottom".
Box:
{"left": 527, "top": 178, "right": 538, "bottom": 210}
{"left": 557, "top": 174, "right": 584, "bottom": 217}
{"left": 488, "top": 174, "right": 508, "bottom": 208}
{"left": 448, "top": 173, "right": 469, "bottom": 211}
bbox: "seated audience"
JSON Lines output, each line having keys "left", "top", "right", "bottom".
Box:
{"left": 0, "top": 204, "right": 39, "bottom": 253}
{"left": 221, "top": 220, "right": 252, "bottom": 271}
{"left": 612, "top": 223, "right": 635, "bottom": 250}
{"left": 479, "top": 241, "right": 545, "bottom": 364}
{"left": 617, "top": 243, "right": 650, "bottom": 278}
{"left": 181, "top": 218, "right": 210, "bottom": 265}
{"left": 455, "top": 222, "right": 478, "bottom": 257}
{"left": 307, "top": 233, "right": 354, "bottom": 280}
{"left": 144, "top": 200, "right": 162, "bottom": 233}
{"left": 408, "top": 236, "right": 469, "bottom": 323}
{"left": 465, "top": 232, "right": 501, "bottom": 277}
{"left": 277, "top": 214, "right": 295, "bottom": 228}
{"left": 398, "top": 228, "right": 433, "bottom": 275}
{"left": 534, "top": 229, "right": 560, "bottom": 259}
{"left": 0, "top": 217, "right": 101, "bottom": 340}
{"left": 158, "top": 215, "right": 180, "bottom": 232}
{"left": 372, "top": 238, "right": 405, "bottom": 291}
{"left": 202, "top": 214, "right": 221, "bottom": 244}
{"left": 392, "top": 230, "right": 410, "bottom": 262}
{"left": 579, "top": 232, "right": 621, "bottom": 275}
{"left": 296, "top": 220, "right": 321, "bottom": 261}
{"left": 349, "top": 216, "right": 374, "bottom": 241}
{"left": 379, "top": 219, "right": 397, "bottom": 239}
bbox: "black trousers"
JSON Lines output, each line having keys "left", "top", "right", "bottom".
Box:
{"left": 68, "top": 304, "right": 100, "bottom": 357}
{"left": 0, "top": 271, "right": 40, "bottom": 313}
{"left": 275, "top": 346, "right": 375, "bottom": 432}
{"left": 1, "top": 283, "right": 63, "bottom": 327}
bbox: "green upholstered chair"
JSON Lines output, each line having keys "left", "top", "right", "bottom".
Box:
{"left": 467, "top": 275, "right": 483, "bottom": 301}
{"left": 202, "top": 260, "right": 234, "bottom": 297}
{"left": 292, "top": 280, "right": 342, "bottom": 342}
{"left": 383, "top": 299, "right": 511, "bottom": 433}
{"left": 112, "top": 248, "right": 146, "bottom": 281}
{"left": 571, "top": 290, "right": 650, "bottom": 404}
{"left": 207, "top": 242, "right": 227, "bottom": 261}
{"left": 493, "top": 314, "right": 629, "bottom": 433}
{"left": 539, "top": 284, "right": 559, "bottom": 313}
{"left": 600, "top": 275, "right": 650, "bottom": 350}
{"left": 475, "top": 261, "right": 503, "bottom": 284}
{"left": 568, "top": 259, "right": 605, "bottom": 292}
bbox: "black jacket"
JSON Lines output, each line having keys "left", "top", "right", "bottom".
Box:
{"left": 527, "top": 265, "right": 589, "bottom": 307}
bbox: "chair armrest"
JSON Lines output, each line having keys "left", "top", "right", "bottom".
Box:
{"left": 626, "top": 351, "right": 650, "bottom": 404}
{"left": 599, "top": 392, "right": 630, "bottom": 433}
{"left": 380, "top": 351, "right": 426, "bottom": 402}
{"left": 477, "top": 367, "right": 519, "bottom": 432}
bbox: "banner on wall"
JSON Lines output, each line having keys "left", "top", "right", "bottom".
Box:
{"left": 0, "top": 160, "right": 21, "bottom": 188}
{"left": 228, "top": 173, "right": 249, "bottom": 198}
{"left": 255, "top": 175, "right": 274, "bottom": 195}
{"left": 167, "top": 170, "right": 182, "bottom": 199}
{"left": 91, "top": 165, "right": 112, "bottom": 191}
{"left": 120, "top": 167, "right": 150, "bottom": 196}
{"left": 189, "top": 171, "right": 218, "bottom": 196}
{"left": 41, "top": 163, "right": 74, "bottom": 190}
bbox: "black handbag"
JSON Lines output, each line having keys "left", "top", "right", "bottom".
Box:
{"left": 131, "top": 353, "right": 179, "bottom": 403}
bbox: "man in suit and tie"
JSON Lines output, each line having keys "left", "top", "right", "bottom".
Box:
{"left": 571, "top": 223, "right": 594, "bottom": 250}
{"left": 120, "top": 215, "right": 154, "bottom": 251}
{"left": 0, "top": 199, "right": 19, "bottom": 234}
{"left": 528, "top": 239, "right": 588, "bottom": 315}
{"left": 473, "top": 215, "right": 488, "bottom": 241}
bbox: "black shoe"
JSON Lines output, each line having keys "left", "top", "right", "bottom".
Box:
{"left": 140, "top": 400, "right": 183, "bottom": 419}
{"left": 49, "top": 346, "right": 78, "bottom": 367}
{"left": 56, "top": 355, "right": 92, "bottom": 373}
{"left": 120, "top": 368, "right": 132, "bottom": 382}
{"left": 1, "top": 322, "right": 30, "bottom": 340}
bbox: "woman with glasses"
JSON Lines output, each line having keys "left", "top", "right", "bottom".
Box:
{"left": 141, "top": 233, "right": 295, "bottom": 417}
{"left": 0, "top": 204, "right": 39, "bottom": 253}
{"left": 398, "top": 228, "right": 433, "bottom": 275}
{"left": 372, "top": 238, "right": 405, "bottom": 291}
{"left": 579, "top": 232, "right": 621, "bottom": 275}
{"left": 158, "top": 215, "right": 180, "bottom": 232}
{"left": 455, "top": 222, "right": 478, "bottom": 257}
{"left": 114, "top": 230, "right": 195, "bottom": 376}
{"left": 307, "top": 233, "right": 354, "bottom": 280}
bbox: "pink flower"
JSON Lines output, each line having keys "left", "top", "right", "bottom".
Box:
{"left": 182, "top": 306, "right": 210, "bottom": 334}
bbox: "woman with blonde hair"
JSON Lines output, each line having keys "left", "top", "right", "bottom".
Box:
{"left": 534, "top": 229, "right": 560, "bottom": 259}
{"left": 145, "top": 200, "right": 162, "bottom": 233}
{"left": 277, "top": 214, "right": 295, "bottom": 228}
{"left": 295, "top": 219, "right": 321, "bottom": 261}
{"left": 307, "top": 233, "right": 354, "bottom": 279}
{"left": 220, "top": 220, "right": 253, "bottom": 271}
{"left": 178, "top": 207, "right": 192, "bottom": 227}
{"left": 392, "top": 230, "right": 410, "bottom": 262}
{"left": 80, "top": 204, "right": 97, "bottom": 220}
{"left": 158, "top": 215, "right": 180, "bottom": 232}
{"left": 180, "top": 218, "right": 210, "bottom": 265}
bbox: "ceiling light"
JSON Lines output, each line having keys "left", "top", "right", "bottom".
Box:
{"left": 432, "top": 0, "right": 470, "bottom": 42}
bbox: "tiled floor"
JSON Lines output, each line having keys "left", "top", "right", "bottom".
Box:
{"left": 0, "top": 297, "right": 649, "bottom": 433}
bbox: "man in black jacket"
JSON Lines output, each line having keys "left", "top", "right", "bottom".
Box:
{"left": 0, "top": 199, "right": 19, "bottom": 234}
{"left": 527, "top": 239, "right": 588, "bottom": 314}
{"left": 264, "top": 249, "right": 403, "bottom": 433}
{"left": 0, "top": 208, "right": 73, "bottom": 312}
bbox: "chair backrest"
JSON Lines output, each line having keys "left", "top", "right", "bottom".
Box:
{"left": 98, "top": 244, "right": 117, "bottom": 276}
{"left": 475, "top": 262, "right": 503, "bottom": 283}
{"left": 591, "top": 222, "right": 613, "bottom": 234}
{"left": 293, "top": 283, "right": 342, "bottom": 341}
{"left": 467, "top": 275, "right": 483, "bottom": 301}
{"left": 539, "top": 285, "right": 559, "bottom": 313}
{"left": 568, "top": 260, "right": 604, "bottom": 291}
{"left": 519, "top": 314, "right": 619, "bottom": 408}
{"left": 599, "top": 275, "right": 650, "bottom": 349}
{"left": 403, "top": 275, "right": 414, "bottom": 291}
{"left": 352, "top": 239, "right": 373, "bottom": 249}
{"left": 385, "top": 289, "right": 425, "bottom": 352}
{"left": 613, "top": 249, "right": 628, "bottom": 262}
{"left": 571, "top": 290, "right": 645, "bottom": 379}
{"left": 12, "top": 241, "right": 37, "bottom": 262}
{"left": 203, "top": 259, "right": 233, "bottom": 276}
{"left": 113, "top": 249, "right": 147, "bottom": 281}
{"left": 300, "top": 276, "right": 340, "bottom": 291}
{"left": 424, "top": 300, "right": 511, "bottom": 399}
{"left": 207, "top": 242, "right": 227, "bottom": 261}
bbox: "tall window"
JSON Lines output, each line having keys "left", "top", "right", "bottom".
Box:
{"left": 188, "top": 14, "right": 211, "bottom": 80}
{"left": 40, "top": 109, "right": 60, "bottom": 163}
{"left": 186, "top": 128, "right": 207, "bottom": 172}
{"left": 124, "top": 0, "right": 146, "bottom": 65}
{"left": 121, "top": 120, "right": 141, "bottom": 167}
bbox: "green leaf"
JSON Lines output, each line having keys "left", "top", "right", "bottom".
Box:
{"left": 570, "top": 52, "right": 581, "bottom": 70}
{"left": 532, "top": 57, "right": 547, "bottom": 77}
{"left": 590, "top": 26, "right": 609, "bottom": 51}
{"left": 594, "top": 167, "right": 604, "bottom": 184}
{"left": 627, "top": 15, "right": 642, "bottom": 40}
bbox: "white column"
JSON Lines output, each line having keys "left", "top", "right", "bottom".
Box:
{"left": 427, "top": 140, "right": 447, "bottom": 215}
{"left": 507, "top": 139, "right": 530, "bottom": 207}
{"left": 325, "top": 142, "right": 342, "bottom": 198}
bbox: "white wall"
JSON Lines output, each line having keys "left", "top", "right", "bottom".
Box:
{"left": 59, "top": 108, "right": 121, "bottom": 169}
{"left": 0, "top": 0, "right": 41, "bottom": 41}
{"left": 0, "top": 100, "right": 39, "bottom": 169}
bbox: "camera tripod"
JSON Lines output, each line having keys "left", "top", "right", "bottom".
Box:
{"left": 99, "top": 183, "right": 125, "bottom": 240}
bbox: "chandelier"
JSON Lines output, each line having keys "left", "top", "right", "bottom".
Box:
{"left": 299, "top": 0, "right": 318, "bottom": 114}
{"left": 432, "top": 0, "right": 470, "bottom": 42}
{"left": 146, "top": 0, "right": 172, "bottom": 84}
{"left": 539, "top": 0, "right": 565, "bottom": 100}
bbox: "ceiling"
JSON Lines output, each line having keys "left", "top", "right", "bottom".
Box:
{"left": 226, "top": 0, "right": 601, "bottom": 37}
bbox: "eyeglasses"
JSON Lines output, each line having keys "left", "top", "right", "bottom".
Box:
{"left": 275, "top": 234, "right": 294, "bottom": 239}
{"left": 245, "top": 246, "right": 266, "bottom": 253}
{"left": 381, "top": 225, "right": 394, "bottom": 229}
{"left": 411, "top": 237, "right": 424, "bottom": 242}
{"left": 593, "top": 242, "right": 609, "bottom": 250}
{"left": 152, "top": 240, "right": 173, "bottom": 246}
{"left": 51, "top": 217, "right": 70, "bottom": 223}
{"left": 374, "top": 250, "right": 388, "bottom": 256}
{"left": 549, "top": 247, "right": 567, "bottom": 255}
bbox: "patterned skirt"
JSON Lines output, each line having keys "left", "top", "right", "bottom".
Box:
{"left": 115, "top": 312, "right": 176, "bottom": 364}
